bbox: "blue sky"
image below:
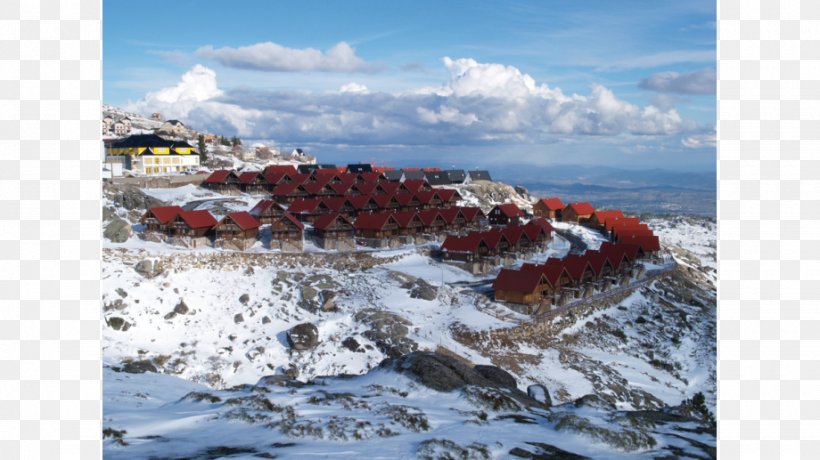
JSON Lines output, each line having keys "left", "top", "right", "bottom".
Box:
{"left": 104, "top": 0, "right": 716, "bottom": 172}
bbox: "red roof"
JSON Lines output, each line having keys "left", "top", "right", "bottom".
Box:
{"left": 520, "top": 263, "right": 570, "bottom": 287}
{"left": 401, "top": 180, "right": 426, "bottom": 193}
{"left": 392, "top": 210, "right": 422, "bottom": 227}
{"left": 302, "top": 181, "right": 332, "bottom": 195}
{"left": 422, "top": 167, "right": 441, "bottom": 172}
{"left": 271, "top": 183, "right": 300, "bottom": 196}
{"left": 585, "top": 250, "right": 613, "bottom": 276}
{"left": 417, "top": 209, "right": 444, "bottom": 226}
{"left": 238, "top": 171, "right": 263, "bottom": 184}
{"left": 288, "top": 198, "right": 322, "bottom": 213}
{"left": 320, "top": 197, "right": 348, "bottom": 212}
{"left": 289, "top": 173, "right": 310, "bottom": 185}
{"left": 618, "top": 235, "right": 660, "bottom": 252}
{"left": 348, "top": 195, "right": 378, "bottom": 210}
{"left": 526, "top": 218, "right": 554, "bottom": 235}
{"left": 178, "top": 210, "right": 217, "bottom": 229}
{"left": 279, "top": 212, "right": 305, "bottom": 230}
{"left": 441, "top": 233, "right": 485, "bottom": 253}
{"left": 601, "top": 242, "right": 642, "bottom": 262}
{"left": 263, "top": 172, "right": 285, "bottom": 185}
{"left": 599, "top": 244, "right": 629, "bottom": 271}
{"left": 354, "top": 211, "right": 398, "bottom": 230}
{"left": 438, "top": 207, "right": 460, "bottom": 224}
{"left": 458, "top": 207, "right": 484, "bottom": 221}
{"left": 331, "top": 183, "right": 352, "bottom": 195}
{"left": 352, "top": 182, "right": 377, "bottom": 195}
{"left": 313, "top": 213, "right": 354, "bottom": 230}
{"left": 377, "top": 182, "right": 401, "bottom": 195}
{"left": 394, "top": 193, "right": 415, "bottom": 206}
{"left": 537, "top": 197, "right": 565, "bottom": 211}
{"left": 224, "top": 211, "right": 260, "bottom": 230}
{"left": 358, "top": 172, "right": 381, "bottom": 183}
{"left": 566, "top": 202, "right": 595, "bottom": 216}
{"left": 609, "top": 217, "right": 642, "bottom": 230}
{"left": 146, "top": 206, "right": 183, "bottom": 224}
{"left": 338, "top": 173, "right": 358, "bottom": 185}
{"left": 249, "top": 199, "right": 283, "bottom": 217}
{"left": 414, "top": 190, "right": 436, "bottom": 205}
{"left": 434, "top": 189, "right": 459, "bottom": 202}
{"left": 493, "top": 268, "right": 546, "bottom": 294}
{"left": 502, "top": 225, "right": 526, "bottom": 245}
{"left": 479, "top": 228, "right": 511, "bottom": 250}
{"left": 204, "top": 170, "right": 233, "bottom": 184}
{"left": 263, "top": 165, "right": 296, "bottom": 176}
{"left": 592, "top": 210, "right": 625, "bottom": 227}
{"left": 372, "top": 193, "right": 399, "bottom": 208}
{"left": 493, "top": 203, "right": 524, "bottom": 218}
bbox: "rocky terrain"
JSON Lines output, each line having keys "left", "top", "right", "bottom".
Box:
{"left": 101, "top": 181, "right": 716, "bottom": 458}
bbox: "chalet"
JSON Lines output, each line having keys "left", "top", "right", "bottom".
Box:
{"left": 346, "top": 163, "right": 373, "bottom": 173}
{"left": 287, "top": 198, "right": 323, "bottom": 222}
{"left": 168, "top": 210, "right": 218, "bottom": 247}
{"left": 524, "top": 218, "right": 554, "bottom": 244}
{"left": 348, "top": 195, "right": 380, "bottom": 213}
{"left": 213, "top": 212, "right": 260, "bottom": 250}
{"left": 237, "top": 171, "right": 269, "bottom": 195}
{"left": 445, "top": 169, "right": 467, "bottom": 184}
{"left": 313, "top": 213, "right": 356, "bottom": 251}
{"left": 433, "top": 188, "right": 461, "bottom": 206}
{"left": 546, "top": 255, "right": 595, "bottom": 297}
{"left": 270, "top": 212, "right": 304, "bottom": 252}
{"left": 588, "top": 210, "right": 625, "bottom": 230}
{"left": 382, "top": 170, "right": 404, "bottom": 182}
{"left": 140, "top": 206, "right": 183, "bottom": 234}
{"left": 600, "top": 242, "right": 637, "bottom": 275}
{"left": 617, "top": 234, "right": 661, "bottom": 256}
{"left": 439, "top": 207, "right": 464, "bottom": 231}
{"left": 532, "top": 198, "right": 565, "bottom": 219}
{"left": 488, "top": 203, "right": 524, "bottom": 226}
{"left": 480, "top": 229, "right": 513, "bottom": 255}
{"left": 297, "top": 164, "right": 319, "bottom": 174}
{"left": 459, "top": 207, "right": 486, "bottom": 229}
{"left": 424, "top": 171, "right": 451, "bottom": 186}
{"left": 394, "top": 193, "right": 421, "bottom": 211}
{"left": 202, "top": 170, "right": 241, "bottom": 194}
{"left": 375, "top": 182, "right": 401, "bottom": 195}
{"left": 399, "top": 179, "right": 430, "bottom": 194}
{"left": 440, "top": 233, "right": 490, "bottom": 262}
{"left": 302, "top": 181, "right": 337, "bottom": 197}
{"left": 157, "top": 119, "right": 187, "bottom": 137}
{"left": 493, "top": 269, "right": 551, "bottom": 311}
{"left": 320, "top": 197, "right": 357, "bottom": 218}
{"left": 263, "top": 165, "right": 297, "bottom": 177}
{"left": 354, "top": 212, "right": 401, "bottom": 245}
{"left": 501, "top": 225, "right": 530, "bottom": 251}
{"left": 373, "top": 193, "right": 402, "bottom": 212}
{"left": 414, "top": 190, "right": 440, "bottom": 209}
{"left": 248, "top": 199, "right": 285, "bottom": 224}
{"left": 467, "top": 170, "right": 492, "bottom": 182}
{"left": 311, "top": 170, "right": 343, "bottom": 184}
{"left": 519, "top": 263, "right": 575, "bottom": 306}
{"left": 392, "top": 210, "right": 425, "bottom": 236}
{"left": 417, "top": 209, "right": 448, "bottom": 234}
{"left": 357, "top": 172, "right": 382, "bottom": 183}
{"left": 350, "top": 182, "right": 377, "bottom": 196}
{"left": 271, "top": 182, "right": 309, "bottom": 203}
{"left": 612, "top": 225, "right": 654, "bottom": 242}
{"left": 584, "top": 250, "right": 616, "bottom": 284}
{"left": 560, "top": 202, "right": 594, "bottom": 223}
{"left": 330, "top": 182, "right": 353, "bottom": 196}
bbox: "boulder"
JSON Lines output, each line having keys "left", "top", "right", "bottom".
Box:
{"left": 527, "top": 384, "right": 552, "bottom": 407}
{"left": 239, "top": 294, "right": 250, "bottom": 305}
{"left": 286, "top": 323, "right": 319, "bottom": 351}
{"left": 134, "top": 259, "right": 163, "bottom": 278}
{"left": 355, "top": 309, "right": 417, "bottom": 358}
{"left": 573, "top": 394, "right": 617, "bottom": 411}
{"left": 474, "top": 365, "right": 517, "bottom": 390}
{"left": 342, "top": 337, "right": 362, "bottom": 352}
{"left": 107, "top": 317, "right": 130, "bottom": 331}
{"left": 173, "top": 300, "right": 189, "bottom": 315}
{"left": 405, "top": 279, "right": 438, "bottom": 301}
{"left": 234, "top": 313, "right": 244, "bottom": 324}
{"left": 320, "top": 290, "right": 337, "bottom": 311}
{"left": 104, "top": 217, "right": 132, "bottom": 243}
{"left": 391, "top": 352, "right": 499, "bottom": 392}
{"left": 121, "top": 360, "right": 157, "bottom": 374}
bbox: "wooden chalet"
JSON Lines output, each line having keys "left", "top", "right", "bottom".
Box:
{"left": 588, "top": 210, "right": 625, "bottom": 230}
{"left": 202, "top": 170, "right": 241, "bottom": 194}
{"left": 617, "top": 234, "right": 660, "bottom": 256}
{"left": 524, "top": 218, "right": 554, "bottom": 244}
{"left": 424, "top": 170, "right": 451, "bottom": 186}
{"left": 493, "top": 268, "right": 550, "bottom": 308}
{"left": 313, "top": 213, "right": 356, "bottom": 250}
{"left": 599, "top": 242, "right": 636, "bottom": 274}
{"left": 263, "top": 165, "right": 297, "bottom": 176}
{"left": 459, "top": 207, "right": 486, "bottom": 228}
{"left": 270, "top": 212, "right": 304, "bottom": 252}
{"left": 213, "top": 212, "right": 260, "bottom": 250}
{"left": 519, "top": 263, "right": 574, "bottom": 306}
{"left": 562, "top": 202, "right": 595, "bottom": 223}
{"left": 584, "top": 250, "right": 616, "bottom": 283}
{"left": 140, "top": 206, "right": 183, "bottom": 234}
{"left": 248, "top": 199, "right": 284, "bottom": 224}
{"left": 271, "top": 182, "right": 309, "bottom": 203}
{"left": 433, "top": 188, "right": 461, "bottom": 206}
{"left": 330, "top": 182, "right": 353, "bottom": 196}
{"left": 439, "top": 207, "right": 465, "bottom": 231}
{"left": 440, "top": 233, "right": 490, "bottom": 262}
{"left": 501, "top": 225, "right": 531, "bottom": 251}
{"left": 392, "top": 210, "right": 424, "bottom": 235}
{"left": 348, "top": 195, "right": 380, "bottom": 213}
{"left": 395, "top": 192, "right": 421, "bottom": 211}
{"left": 414, "top": 190, "right": 440, "bottom": 209}
{"left": 350, "top": 182, "right": 377, "bottom": 196}
{"left": 167, "top": 210, "right": 217, "bottom": 247}
{"left": 417, "top": 209, "right": 447, "bottom": 234}
{"left": 375, "top": 182, "right": 401, "bottom": 195}
{"left": 321, "top": 197, "right": 357, "bottom": 218}
{"left": 400, "top": 179, "right": 431, "bottom": 193}
{"left": 373, "top": 193, "right": 402, "bottom": 212}
{"left": 488, "top": 203, "right": 524, "bottom": 226}
{"left": 346, "top": 163, "right": 373, "bottom": 174}
{"left": 480, "top": 228, "right": 513, "bottom": 255}
{"left": 237, "top": 171, "right": 269, "bottom": 195}
{"left": 287, "top": 198, "right": 323, "bottom": 222}
{"left": 354, "top": 212, "right": 400, "bottom": 240}
{"left": 302, "top": 180, "right": 337, "bottom": 197}
{"left": 357, "top": 172, "right": 382, "bottom": 183}
{"left": 532, "top": 198, "right": 565, "bottom": 219}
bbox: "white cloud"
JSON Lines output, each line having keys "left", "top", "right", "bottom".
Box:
{"left": 128, "top": 60, "right": 703, "bottom": 147}
{"left": 339, "top": 82, "right": 369, "bottom": 94}
{"left": 681, "top": 132, "right": 716, "bottom": 148}
{"left": 196, "top": 41, "right": 380, "bottom": 73}
{"left": 639, "top": 68, "right": 716, "bottom": 94}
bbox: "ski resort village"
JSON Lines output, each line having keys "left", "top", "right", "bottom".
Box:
{"left": 102, "top": 113, "right": 717, "bottom": 459}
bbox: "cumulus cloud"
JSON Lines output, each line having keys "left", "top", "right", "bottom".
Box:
{"left": 639, "top": 68, "right": 716, "bottom": 94}
{"left": 128, "top": 60, "right": 702, "bottom": 146}
{"left": 196, "top": 41, "right": 381, "bottom": 72}
{"left": 681, "top": 132, "right": 716, "bottom": 148}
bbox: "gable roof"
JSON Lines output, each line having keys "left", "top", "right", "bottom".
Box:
{"left": 313, "top": 213, "right": 355, "bottom": 231}
{"left": 178, "top": 210, "right": 217, "bottom": 229}
{"left": 392, "top": 210, "right": 422, "bottom": 227}
{"left": 526, "top": 218, "right": 554, "bottom": 235}
{"left": 278, "top": 212, "right": 305, "bottom": 231}
{"left": 377, "top": 182, "right": 401, "bottom": 195}
{"left": 492, "top": 203, "right": 524, "bottom": 218}
{"left": 262, "top": 165, "right": 297, "bottom": 176}
{"left": 372, "top": 193, "right": 400, "bottom": 208}
{"left": 493, "top": 268, "right": 546, "bottom": 294}
{"left": 401, "top": 179, "right": 426, "bottom": 193}
{"left": 223, "top": 211, "right": 260, "bottom": 231}
{"left": 566, "top": 202, "right": 595, "bottom": 216}
{"left": 352, "top": 182, "right": 377, "bottom": 195}
{"left": 445, "top": 169, "right": 467, "bottom": 183}
{"left": 401, "top": 170, "right": 426, "bottom": 180}
{"left": 458, "top": 206, "right": 484, "bottom": 221}
{"left": 424, "top": 171, "right": 451, "bottom": 185}
{"left": 433, "top": 188, "right": 459, "bottom": 202}
{"left": 238, "top": 171, "right": 264, "bottom": 184}
{"left": 441, "top": 233, "right": 485, "bottom": 253}
{"left": 330, "top": 183, "right": 353, "bottom": 195}
{"left": 145, "top": 206, "right": 183, "bottom": 224}
{"left": 585, "top": 250, "right": 614, "bottom": 276}
{"left": 346, "top": 163, "right": 373, "bottom": 173}
{"left": 502, "top": 224, "right": 527, "bottom": 245}
{"left": 383, "top": 170, "right": 404, "bottom": 181}
{"left": 479, "top": 228, "right": 511, "bottom": 250}
{"left": 354, "top": 212, "right": 398, "bottom": 230}
{"left": 249, "top": 199, "right": 283, "bottom": 217}
{"left": 417, "top": 209, "right": 445, "bottom": 226}
{"left": 468, "top": 170, "right": 492, "bottom": 181}
{"left": 520, "top": 263, "right": 572, "bottom": 287}
{"left": 438, "top": 207, "right": 461, "bottom": 224}
{"left": 618, "top": 234, "right": 660, "bottom": 252}
{"left": 110, "top": 133, "right": 175, "bottom": 149}
{"left": 592, "top": 210, "right": 625, "bottom": 226}
{"left": 536, "top": 197, "right": 565, "bottom": 211}
{"left": 414, "top": 190, "right": 436, "bottom": 205}
{"left": 204, "top": 170, "right": 234, "bottom": 184}
{"left": 287, "top": 198, "right": 322, "bottom": 214}
{"left": 348, "top": 194, "right": 379, "bottom": 210}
